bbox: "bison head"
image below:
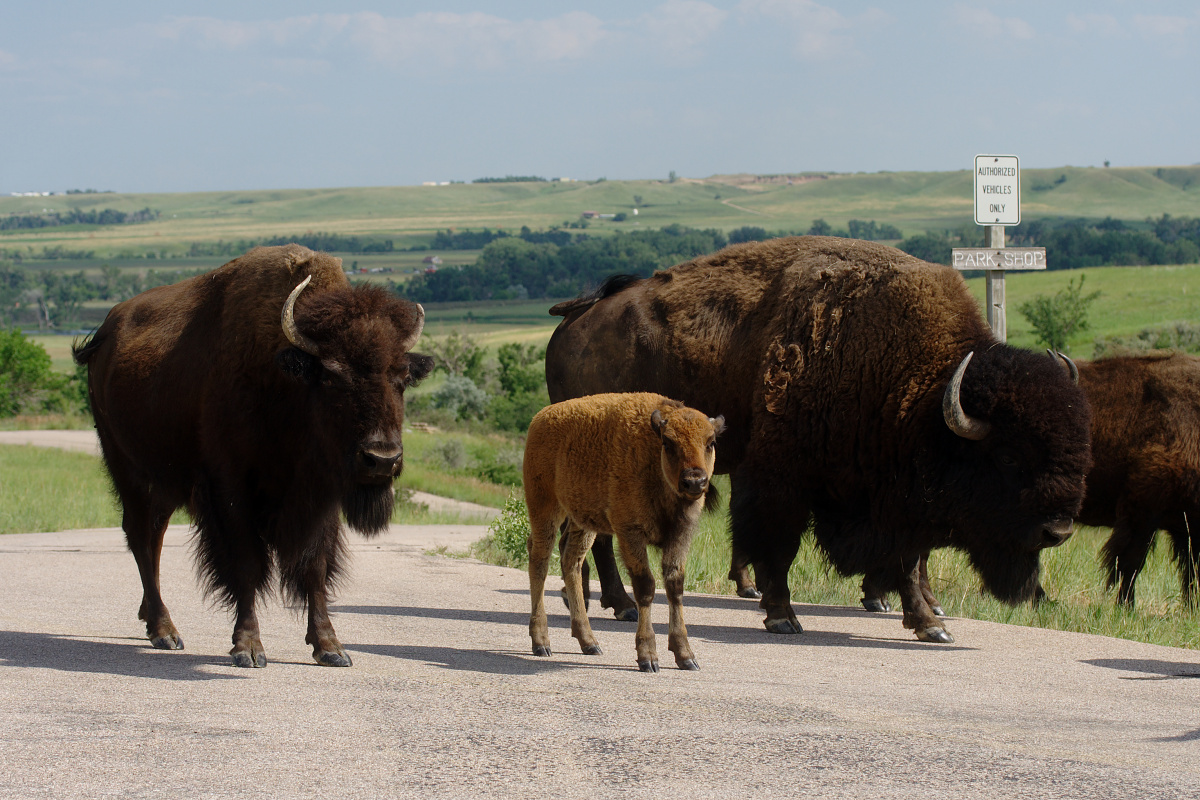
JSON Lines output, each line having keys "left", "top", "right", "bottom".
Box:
{"left": 275, "top": 277, "right": 434, "bottom": 534}
{"left": 650, "top": 406, "right": 725, "bottom": 501}
{"left": 926, "top": 347, "right": 1092, "bottom": 603}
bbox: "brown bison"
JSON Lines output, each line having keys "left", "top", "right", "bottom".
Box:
{"left": 863, "top": 351, "right": 1200, "bottom": 614}
{"left": 73, "top": 245, "right": 432, "bottom": 668}
{"left": 1079, "top": 352, "right": 1200, "bottom": 607}
{"left": 524, "top": 393, "right": 723, "bottom": 671}
{"left": 546, "top": 236, "right": 1093, "bottom": 643}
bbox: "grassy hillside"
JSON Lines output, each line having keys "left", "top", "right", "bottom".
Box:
{"left": 4, "top": 166, "right": 1199, "bottom": 260}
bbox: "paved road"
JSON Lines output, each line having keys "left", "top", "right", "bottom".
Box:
{"left": 1, "top": 522, "right": 1198, "bottom": 799}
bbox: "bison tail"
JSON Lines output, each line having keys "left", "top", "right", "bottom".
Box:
{"left": 71, "top": 329, "right": 105, "bottom": 366}
{"left": 704, "top": 482, "right": 721, "bottom": 513}
{"left": 548, "top": 274, "right": 643, "bottom": 317}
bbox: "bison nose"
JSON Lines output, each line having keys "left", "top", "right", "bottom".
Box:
{"left": 357, "top": 444, "right": 402, "bottom": 479}
{"left": 1039, "top": 519, "right": 1073, "bottom": 549}
{"left": 680, "top": 469, "right": 709, "bottom": 497}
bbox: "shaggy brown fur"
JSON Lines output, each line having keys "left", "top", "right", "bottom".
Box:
{"left": 1078, "top": 352, "right": 1200, "bottom": 606}
{"left": 74, "top": 244, "right": 432, "bottom": 668}
{"left": 546, "top": 236, "right": 1093, "bottom": 643}
{"left": 524, "top": 393, "right": 723, "bottom": 671}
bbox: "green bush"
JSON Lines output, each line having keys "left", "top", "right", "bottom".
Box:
{"left": 470, "top": 490, "right": 537, "bottom": 569}
{"left": 1, "top": 330, "right": 55, "bottom": 416}
{"left": 1017, "top": 274, "right": 1101, "bottom": 353}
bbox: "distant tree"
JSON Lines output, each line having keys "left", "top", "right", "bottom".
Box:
{"left": 422, "top": 329, "right": 485, "bottom": 384}
{"left": 668, "top": 171, "right": 677, "bottom": 183}
{"left": 808, "top": 219, "right": 832, "bottom": 236}
{"left": 0, "top": 329, "right": 53, "bottom": 416}
{"left": 1017, "top": 275, "right": 1102, "bottom": 353}
{"left": 897, "top": 232, "right": 953, "bottom": 265}
{"left": 0, "top": 262, "right": 29, "bottom": 328}
{"left": 39, "top": 271, "right": 97, "bottom": 328}
{"left": 728, "top": 226, "right": 769, "bottom": 244}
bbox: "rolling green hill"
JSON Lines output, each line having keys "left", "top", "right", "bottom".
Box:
{"left": 4, "top": 166, "right": 1198, "bottom": 259}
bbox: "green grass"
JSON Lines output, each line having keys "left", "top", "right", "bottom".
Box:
{"left": 0, "top": 444, "right": 492, "bottom": 535}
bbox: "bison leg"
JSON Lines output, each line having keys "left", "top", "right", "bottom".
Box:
{"left": 727, "top": 543, "right": 760, "bottom": 599}
{"left": 917, "top": 553, "right": 944, "bottom": 616}
{"left": 592, "top": 534, "right": 638, "bottom": 621}
{"left": 561, "top": 525, "right": 602, "bottom": 655}
{"left": 292, "top": 519, "right": 352, "bottom": 667}
{"left": 1101, "top": 517, "right": 1157, "bottom": 608}
{"left": 230, "top": 599, "right": 266, "bottom": 669}
{"left": 122, "top": 498, "right": 184, "bottom": 650}
{"left": 1165, "top": 511, "right": 1200, "bottom": 608}
{"left": 897, "top": 556, "right": 953, "bottom": 643}
{"left": 616, "top": 530, "right": 660, "bottom": 672}
{"left": 526, "top": 510, "right": 560, "bottom": 658}
{"left": 661, "top": 536, "right": 698, "bottom": 670}
{"left": 729, "top": 468, "right": 803, "bottom": 635}
{"left": 859, "top": 568, "right": 892, "bottom": 613}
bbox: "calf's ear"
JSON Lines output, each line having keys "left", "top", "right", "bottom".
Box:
{"left": 710, "top": 415, "right": 726, "bottom": 436}
{"left": 650, "top": 409, "right": 665, "bottom": 435}
{"left": 405, "top": 353, "right": 435, "bottom": 386}
{"left": 276, "top": 347, "right": 319, "bottom": 384}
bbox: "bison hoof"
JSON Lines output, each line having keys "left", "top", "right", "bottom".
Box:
{"left": 930, "top": 605, "right": 946, "bottom": 617}
{"left": 677, "top": 658, "right": 700, "bottom": 671}
{"left": 860, "top": 598, "right": 891, "bottom": 613}
{"left": 580, "top": 643, "right": 603, "bottom": 656}
{"left": 316, "top": 651, "right": 352, "bottom": 667}
{"left": 532, "top": 644, "right": 552, "bottom": 657}
{"left": 736, "top": 587, "right": 762, "bottom": 599}
{"left": 612, "top": 607, "right": 638, "bottom": 622}
{"left": 231, "top": 650, "right": 267, "bottom": 668}
{"left": 638, "top": 659, "right": 660, "bottom": 673}
{"left": 764, "top": 617, "right": 803, "bottom": 635}
{"left": 150, "top": 634, "right": 184, "bottom": 650}
{"left": 916, "top": 627, "right": 954, "bottom": 644}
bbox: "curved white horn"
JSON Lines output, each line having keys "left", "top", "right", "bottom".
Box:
{"left": 398, "top": 303, "right": 425, "bottom": 352}
{"left": 281, "top": 275, "right": 321, "bottom": 357}
{"left": 943, "top": 351, "right": 992, "bottom": 441}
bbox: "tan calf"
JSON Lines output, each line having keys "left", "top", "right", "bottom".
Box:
{"left": 524, "top": 392, "right": 724, "bottom": 672}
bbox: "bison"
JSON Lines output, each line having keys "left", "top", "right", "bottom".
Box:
{"left": 73, "top": 244, "right": 432, "bottom": 668}
{"left": 524, "top": 393, "right": 723, "bottom": 671}
{"left": 546, "top": 236, "right": 1093, "bottom": 643}
{"left": 1078, "top": 352, "right": 1200, "bottom": 607}
{"left": 862, "top": 351, "right": 1200, "bottom": 614}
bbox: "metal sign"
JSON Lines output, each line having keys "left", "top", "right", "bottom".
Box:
{"left": 974, "top": 154, "right": 1020, "bottom": 226}
{"left": 952, "top": 247, "right": 1046, "bottom": 271}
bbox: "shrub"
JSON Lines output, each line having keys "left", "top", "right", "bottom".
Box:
{"left": 430, "top": 375, "right": 490, "bottom": 420}
{"left": 1017, "top": 275, "right": 1102, "bottom": 353}
{"left": 0, "top": 330, "right": 55, "bottom": 416}
{"left": 470, "top": 490, "right": 535, "bottom": 569}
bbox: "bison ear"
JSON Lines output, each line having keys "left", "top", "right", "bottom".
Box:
{"left": 276, "top": 347, "right": 319, "bottom": 384}
{"left": 650, "top": 409, "right": 665, "bottom": 435}
{"left": 709, "top": 415, "right": 726, "bottom": 436}
{"left": 405, "top": 353, "right": 435, "bottom": 387}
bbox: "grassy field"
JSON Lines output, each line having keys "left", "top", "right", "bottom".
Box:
{"left": 4, "top": 166, "right": 1198, "bottom": 261}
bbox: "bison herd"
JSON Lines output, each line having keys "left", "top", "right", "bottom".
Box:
{"left": 72, "top": 239, "right": 1200, "bottom": 670}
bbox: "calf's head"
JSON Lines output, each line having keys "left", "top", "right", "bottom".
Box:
{"left": 276, "top": 277, "right": 434, "bottom": 533}
{"left": 650, "top": 405, "right": 725, "bottom": 500}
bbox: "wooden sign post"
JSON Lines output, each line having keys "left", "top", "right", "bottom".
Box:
{"left": 952, "top": 154, "right": 1044, "bottom": 342}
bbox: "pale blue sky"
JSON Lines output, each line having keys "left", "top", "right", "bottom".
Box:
{"left": 2, "top": 1, "right": 1197, "bottom": 194}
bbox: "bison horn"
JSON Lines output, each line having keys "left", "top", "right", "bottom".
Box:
{"left": 943, "top": 351, "right": 992, "bottom": 441}
{"left": 398, "top": 303, "right": 425, "bottom": 352}
{"left": 281, "top": 275, "right": 321, "bottom": 357}
{"left": 1046, "top": 349, "right": 1079, "bottom": 385}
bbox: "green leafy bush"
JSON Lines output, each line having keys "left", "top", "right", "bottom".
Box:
{"left": 1017, "top": 275, "right": 1102, "bottom": 353}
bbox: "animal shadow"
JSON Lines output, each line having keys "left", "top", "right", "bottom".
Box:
{"left": 0, "top": 630, "right": 245, "bottom": 681}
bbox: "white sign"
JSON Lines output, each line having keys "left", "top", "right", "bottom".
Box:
{"left": 974, "top": 154, "right": 1020, "bottom": 226}
{"left": 952, "top": 247, "right": 1046, "bottom": 270}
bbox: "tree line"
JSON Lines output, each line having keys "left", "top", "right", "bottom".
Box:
{"left": 0, "top": 207, "right": 159, "bottom": 231}
{"left": 896, "top": 215, "right": 1200, "bottom": 269}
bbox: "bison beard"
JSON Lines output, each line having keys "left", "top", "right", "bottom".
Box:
{"left": 342, "top": 483, "right": 396, "bottom": 535}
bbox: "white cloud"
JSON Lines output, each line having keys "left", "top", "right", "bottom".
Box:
{"left": 736, "top": 0, "right": 884, "bottom": 61}
{"left": 1065, "top": 13, "right": 1122, "bottom": 37}
{"left": 950, "top": 5, "right": 1035, "bottom": 41}
{"left": 0, "top": 49, "right": 17, "bottom": 68}
{"left": 147, "top": 11, "right": 606, "bottom": 69}
{"left": 1133, "top": 13, "right": 1198, "bottom": 39}
{"left": 638, "top": 1, "right": 729, "bottom": 58}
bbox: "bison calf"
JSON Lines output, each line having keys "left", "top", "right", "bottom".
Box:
{"left": 524, "top": 393, "right": 723, "bottom": 672}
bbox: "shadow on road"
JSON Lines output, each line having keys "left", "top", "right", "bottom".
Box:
{"left": 0, "top": 630, "right": 245, "bottom": 681}
{"left": 1082, "top": 657, "right": 1200, "bottom": 680}
{"left": 346, "top": 642, "right": 629, "bottom": 675}
{"left": 334, "top": 603, "right": 973, "bottom": 653}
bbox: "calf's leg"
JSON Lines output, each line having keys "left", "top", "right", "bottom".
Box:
{"left": 526, "top": 509, "right": 560, "bottom": 657}
{"left": 560, "top": 525, "right": 602, "bottom": 655}
{"left": 616, "top": 529, "right": 661, "bottom": 672}
{"left": 661, "top": 535, "right": 698, "bottom": 670}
